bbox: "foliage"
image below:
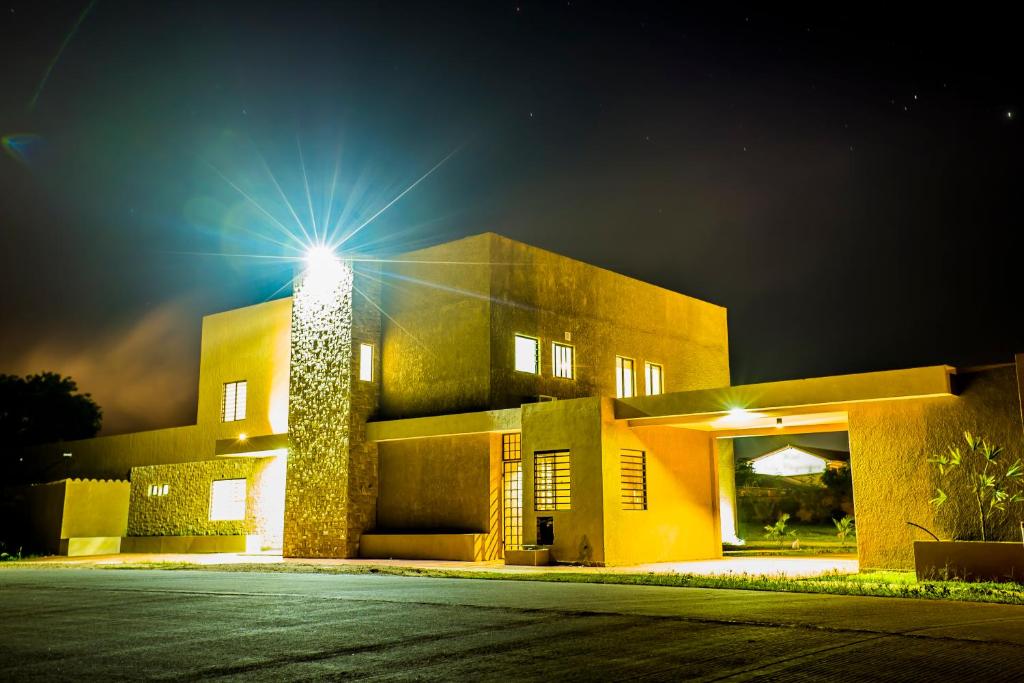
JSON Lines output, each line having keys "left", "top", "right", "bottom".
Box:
{"left": 0, "top": 372, "right": 101, "bottom": 473}
{"left": 822, "top": 466, "right": 852, "bottom": 496}
{"left": 928, "top": 431, "right": 1024, "bottom": 541}
{"left": 763, "top": 513, "right": 798, "bottom": 546}
{"left": 832, "top": 515, "right": 855, "bottom": 549}
{"left": 734, "top": 459, "right": 760, "bottom": 488}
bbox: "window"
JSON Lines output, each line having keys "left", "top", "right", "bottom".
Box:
{"left": 621, "top": 450, "right": 647, "bottom": 510}
{"left": 147, "top": 483, "right": 169, "bottom": 497}
{"left": 552, "top": 342, "right": 574, "bottom": 379}
{"left": 615, "top": 356, "right": 635, "bottom": 398}
{"left": 514, "top": 334, "right": 539, "bottom": 374}
{"left": 502, "top": 433, "right": 523, "bottom": 550}
{"left": 359, "top": 343, "right": 374, "bottom": 382}
{"left": 645, "top": 362, "right": 664, "bottom": 396}
{"left": 209, "top": 479, "right": 247, "bottom": 521}
{"left": 535, "top": 450, "right": 571, "bottom": 511}
{"left": 222, "top": 380, "right": 247, "bottom": 422}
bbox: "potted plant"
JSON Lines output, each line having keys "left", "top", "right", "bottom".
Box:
{"left": 913, "top": 431, "right": 1024, "bottom": 582}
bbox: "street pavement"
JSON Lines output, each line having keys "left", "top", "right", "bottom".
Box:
{"left": 2, "top": 567, "right": 1023, "bottom": 681}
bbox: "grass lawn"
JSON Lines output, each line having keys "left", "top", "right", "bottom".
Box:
{"left": 7, "top": 561, "right": 1024, "bottom": 606}
{"left": 727, "top": 521, "right": 855, "bottom": 556}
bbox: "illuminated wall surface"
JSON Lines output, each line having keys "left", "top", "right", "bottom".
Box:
{"left": 282, "top": 258, "right": 381, "bottom": 558}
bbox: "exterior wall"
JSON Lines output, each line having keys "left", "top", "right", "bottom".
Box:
{"left": 379, "top": 235, "right": 493, "bottom": 418}
{"left": 196, "top": 297, "right": 293, "bottom": 437}
{"left": 61, "top": 479, "right": 130, "bottom": 539}
{"left": 488, "top": 234, "right": 730, "bottom": 408}
{"left": 849, "top": 366, "right": 1024, "bottom": 570}
{"left": 377, "top": 233, "right": 731, "bottom": 419}
{"left": 127, "top": 457, "right": 273, "bottom": 539}
{"left": 521, "top": 397, "right": 606, "bottom": 564}
{"left": 602, "top": 423, "right": 720, "bottom": 565}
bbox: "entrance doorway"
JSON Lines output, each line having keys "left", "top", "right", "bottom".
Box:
{"left": 725, "top": 430, "right": 856, "bottom": 558}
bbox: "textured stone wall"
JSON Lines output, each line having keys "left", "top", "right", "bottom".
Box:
{"left": 128, "top": 458, "right": 267, "bottom": 537}
{"left": 283, "top": 261, "right": 381, "bottom": 558}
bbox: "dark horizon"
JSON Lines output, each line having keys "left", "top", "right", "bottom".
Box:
{"left": 1, "top": 2, "right": 1021, "bottom": 434}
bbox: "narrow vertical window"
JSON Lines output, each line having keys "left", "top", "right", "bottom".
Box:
{"left": 534, "top": 450, "right": 571, "bottom": 511}
{"left": 502, "top": 433, "right": 523, "bottom": 551}
{"left": 514, "top": 334, "right": 540, "bottom": 374}
{"left": 645, "top": 362, "right": 664, "bottom": 396}
{"left": 615, "top": 356, "right": 635, "bottom": 398}
{"left": 210, "top": 479, "right": 247, "bottom": 521}
{"left": 222, "top": 380, "right": 247, "bottom": 422}
{"left": 552, "top": 342, "right": 575, "bottom": 379}
{"left": 621, "top": 450, "right": 647, "bottom": 510}
{"left": 359, "top": 343, "right": 374, "bottom": 382}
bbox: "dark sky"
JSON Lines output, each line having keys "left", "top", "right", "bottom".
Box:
{"left": 1, "top": 2, "right": 1021, "bottom": 434}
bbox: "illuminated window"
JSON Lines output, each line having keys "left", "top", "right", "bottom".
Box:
{"left": 359, "top": 343, "right": 374, "bottom": 382}
{"left": 552, "top": 342, "right": 574, "bottom": 379}
{"left": 147, "top": 483, "right": 170, "bottom": 497}
{"left": 502, "top": 433, "right": 523, "bottom": 550}
{"left": 514, "top": 334, "right": 539, "bottom": 374}
{"left": 645, "top": 362, "right": 664, "bottom": 396}
{"left": 535, "top": 450, "right": 571, "bottom": 511}
{"left": 222, "top": 380, "right": 247, "bottom": 422}
{"left": 209, "top": 479, "right": 246, "bottom": 521}
{"left": 615, "top": 356, "right": 635, "bottom": 398}
{"left": 621, "top": 450, "right": 647, "bottom": 510}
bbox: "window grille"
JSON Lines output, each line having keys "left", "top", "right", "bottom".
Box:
{"left": 621, "top": 449, "right": 647, "bottom": 510}
{"left": 615, "top": 356, "right": 635, "bottom": 398}
{"left": 552, "top": 342, "right": 574, "bottom": 379}
{"left": 645, "top": 362, "right": 664, "bottom": 396}
{"left": 502, "top": 433, "right": 523, "bottom": 550}
{"left": 222, "top": 380, "right": 247, "bottom": 422}
{"left": 535, "top": 450, "right": 571, "bottom": 511}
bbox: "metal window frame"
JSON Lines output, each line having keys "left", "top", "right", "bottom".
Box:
{"left": 615, "top": 356, "right": 636, "bottom": 398}
{"left": 644, "top": 361, "right": 664, "bottom": 396}
{"left": 358, "top": 343, "right": 374, "bottom": 382}
{"left": 534, "top": 450, "right": 571, "bottom": 511}
{"left": 221, "top": 380, "right": 247, "bottom": 422}
{"left": 621, "top": 449, "right": 647, "bottom": 510}
{"left": 514, "top": 333, "right": 541, "bottom": 374}
{"left": 552, "top": 341, "right": 575, "bottom": 380}
{"left": 501, "top": 433, "right": 523, "bottom": 550}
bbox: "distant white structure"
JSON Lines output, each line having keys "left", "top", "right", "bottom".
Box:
{"left": 748, "top": 445, "right": 847, "bottom": 477}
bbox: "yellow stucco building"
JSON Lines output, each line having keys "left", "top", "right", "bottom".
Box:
{"left": 22, "top": 233, "right": 1024, "bottom": 569}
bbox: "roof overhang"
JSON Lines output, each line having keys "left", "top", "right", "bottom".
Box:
{"left": 366, "top": 408, "right": 521, "bottom": 443}
{"left": 617, "top": 365, "right": 955, "bottom": 435}
{"left": 215, "top": 432, "right": 289, "bottom": 457}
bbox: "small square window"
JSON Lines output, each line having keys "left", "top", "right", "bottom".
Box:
{"left": 552, "top": 342, "right": 574, "bottom": 379}
{"left": 514, "top": 334, "right": 540, "bottom": 374}
{"left": 209, "top": 479, "right": 247, "bottom": 521}
{"left": 359, "top": 343, "right": 374, "bottom": 382}
{"left": 615, "top": 356, "right": 636, "bottom": 398}
{"left": 645, "top": 362, "right": 664, "bottom": 396}
{"left": 222, "top": 381, "right": 247, "bottom": 422}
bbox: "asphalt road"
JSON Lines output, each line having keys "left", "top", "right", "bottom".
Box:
{"left": 2, "top": 568, "right": 1024, "bottom": 681}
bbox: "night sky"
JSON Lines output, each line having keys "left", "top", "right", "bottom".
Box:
{"left": 1, "top": 2, "right": 1021, "bottom": 434}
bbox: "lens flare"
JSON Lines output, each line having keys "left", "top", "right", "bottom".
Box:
{"left": 2, "top": 134, "right": 43, "bottom": 166}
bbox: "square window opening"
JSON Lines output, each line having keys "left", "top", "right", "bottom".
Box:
{"left": 514, "top": 334, "right": 540, "bottom": 374}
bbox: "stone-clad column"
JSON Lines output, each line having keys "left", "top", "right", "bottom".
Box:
{"left": 283, "top": 256, "right": 355, "bottom": 557}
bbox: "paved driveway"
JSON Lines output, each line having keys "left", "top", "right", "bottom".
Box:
{"left": 2, "top": 567, "right": 1022, "bottom": 681}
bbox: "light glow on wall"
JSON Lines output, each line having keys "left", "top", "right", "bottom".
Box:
{"left": 210, "top": 478, "right": 247, "bottom": 521}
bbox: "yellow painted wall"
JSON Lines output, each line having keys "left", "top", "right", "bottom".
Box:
{"left": 602, "top": 423, "right": 721, "bottom": 565}
{"left": 521, "top": 397, "right": 606, "bottom": 564}
{"left": 196, "top": 297, "right": 293, "bottom": 437}
{"left": 375, "top": 433, "right": 501, "bottom": 560}
{"left": 61, "top": 479, "right": 130, "bottom": 539}
{"left": 378, "top": 234, "right": 493, "bottom": 418}
{"left": 849, "top": 365, "right": 1024, "bottom": 570}
{"left": 377, "top": 233, "right": 730, "bottom": 420}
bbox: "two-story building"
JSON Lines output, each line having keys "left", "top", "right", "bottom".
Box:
{"left": 24, "top": 232, "right": 1024, "bottom": 569}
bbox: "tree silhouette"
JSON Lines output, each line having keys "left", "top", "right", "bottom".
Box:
{"left": 0, "top": 373, "right": 102, "bottom": 471}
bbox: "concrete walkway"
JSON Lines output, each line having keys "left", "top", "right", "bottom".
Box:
{"left": 20, "top": 552, "right": 859, "bottom": 577}
{"left": 1, "top": 567, "right": 1021, "bottom": 681}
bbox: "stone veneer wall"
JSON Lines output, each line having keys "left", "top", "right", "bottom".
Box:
{"left": 283, "top": 261, "right": 381, "bottom": 557}
{"left": 128, "top": 458, "right": 268, "bottom": 537}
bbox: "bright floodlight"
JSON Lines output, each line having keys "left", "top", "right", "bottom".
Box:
{"left": 305, "top": 245, "right": 340, "bottom": 273}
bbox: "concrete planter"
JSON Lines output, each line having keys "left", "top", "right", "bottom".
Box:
{"left": 505, "top": 547, "right": 551, "bottom": 566}
{"left": 914, "top": 540, "right": 1024, "bottom": 582}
